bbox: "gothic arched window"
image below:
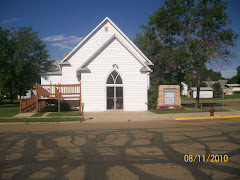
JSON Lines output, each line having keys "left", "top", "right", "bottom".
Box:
{"left": 106, "top": 70, "right": 122, "bottom": 84}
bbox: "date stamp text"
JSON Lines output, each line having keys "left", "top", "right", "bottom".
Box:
{"left": 184, "top": 154, "right": 228, "bottom": 163}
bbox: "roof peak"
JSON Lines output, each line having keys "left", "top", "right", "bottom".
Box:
{"left": 61, "top": 17, "right": 153, "bottom": 65}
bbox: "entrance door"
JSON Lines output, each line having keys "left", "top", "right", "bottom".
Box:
{"left": 106, "top": 70, "right": 123, "bottom": 110}
{"left": 107, "top": 87, "right": 123, "bottom": 110}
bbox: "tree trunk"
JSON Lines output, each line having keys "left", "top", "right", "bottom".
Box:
{"left": 10, "top": 90, "right": 13, "bottom": 103}
{"left": 0, "top": 88, "right": 2, "bottom": 104}
{"left": 195, "top": 73, "right": 201, "bottom": 108}
{"left": 189, "top": 71, "right": 193, "bottom": 98}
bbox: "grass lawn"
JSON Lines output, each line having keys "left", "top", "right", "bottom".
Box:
{"left": 48, "top": 111, "right": 82, "bottom": 116}
{"left": 31, "top": 112, "right": 46, "bottom": 117}
{"left": 0, "top": 99, "right": 20, "bottom": 117}
{"left": 0, "top": 117, "right": 84, "bottom": 123}
{"left": 181, "top": 93, "right": 240, "bottom": 100}
{"left": 150, "top": 107, "right": 228, "bottom": 114}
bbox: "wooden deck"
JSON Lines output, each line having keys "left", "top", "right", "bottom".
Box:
{"left": 20, "top": 83, "right": 81, "bottom": 113}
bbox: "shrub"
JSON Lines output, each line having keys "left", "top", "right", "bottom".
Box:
{"left": 147, "top": 86, "right": 158, "bottom": 109}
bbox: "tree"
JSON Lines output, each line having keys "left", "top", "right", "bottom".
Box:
{"left": 200, "top": 81, "right": 208, "bottom": 87}
{"left": 212, "top": 82, "right": 222, "bottom": 97}
{"left": 229, "top": 66, "right": 240, "bottom": 83}
{"left": 134, "top": 0, "right": 238, "bottom": 108}
{"left": 0, "top": 27, "right": 51, "bottom": 102}
{"left": 0, "top": 27, "right": 13, "bottom": 103}
{"left": 184, "top": 67, "right": 223, "bottom": 87}
{"left": 201, "top": 68, "right": 223, "bottom": 81}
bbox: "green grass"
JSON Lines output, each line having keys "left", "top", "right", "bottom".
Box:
{"left": 0, "top": 117, "right": 84, "bottom": 122}
{"left": 48, "top": 111, "right": 82, "bottom": 117}
{"left": 149, "top": 107, "right": 228, "bottom": 114}
{"left": 0, "top": 99, "right": 20, "bottom": 117}
{"left": 181, "top": 93, "right": 240, "bottom": 100}
{"left": 31, "top": 112, "right": 46, "bottom": 117}
{"left": 208, "top": 94, "right": 240, "bottom": 100}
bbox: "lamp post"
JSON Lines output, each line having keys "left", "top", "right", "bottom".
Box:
{"left": 81, "top": 102, "right": 84, "bottom": 120}
{"left": 218, "top": 80, "right": 228, "bottom": 110}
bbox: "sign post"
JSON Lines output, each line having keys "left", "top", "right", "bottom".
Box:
{"left": 81, "top": 102, "right": 84, "bottom": 121}
{"left": 218, "top": 80, "right": 228, "bottom": 110}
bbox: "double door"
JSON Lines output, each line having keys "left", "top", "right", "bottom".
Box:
{"left": 107, "top": 87, "right": 123, "bottom": 110}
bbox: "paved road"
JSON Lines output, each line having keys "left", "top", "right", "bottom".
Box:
{"left": 0, "top": 118, "right": 239, "bottom": 180}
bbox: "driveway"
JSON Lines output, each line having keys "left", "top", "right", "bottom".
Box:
{"left": 0, "top": 118, "right": 239, "bottom": 179}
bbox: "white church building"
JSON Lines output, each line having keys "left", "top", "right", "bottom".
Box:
{"left": 41, "top": 17, "right": 153, "bottom": 112}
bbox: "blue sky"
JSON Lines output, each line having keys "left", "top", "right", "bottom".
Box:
{"left": 1, "top": 0, "right": 239, "bottom": 78}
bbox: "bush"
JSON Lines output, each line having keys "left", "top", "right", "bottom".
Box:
{"left": 147, "top": 86, "right": 158, "bottom": 109}
{"left": 234, "top": 91, "right": 240, "bottom": 94}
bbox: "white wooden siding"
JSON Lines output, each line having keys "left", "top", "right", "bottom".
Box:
{"left": 61, "top": 21, "right": 147, "bottom": 84}
{"left": 81, "top": 39, "right": 148, "bottom": 112}
{"left": 192, "top": 90, "right": 213, "bottom": 98}
{"left": 181, "top": 82, "right": 188, "bottom": 96}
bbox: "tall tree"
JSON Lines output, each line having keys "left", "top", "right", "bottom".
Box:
{"left": 0, "top": 27, "right": 13, "bottom": 103}
{"left": 229, "top": 66, "right": 240, "bottom": 84}
{"left": 0, "top": 27, "right": 51, "bottom": 102}
{"left": 135, "top": 0, "right": 238, "bottom": 108}
{"left": 235, "top": 66, "right": 240, "bottom": 84}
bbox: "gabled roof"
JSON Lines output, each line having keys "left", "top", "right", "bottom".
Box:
{"left": 77, "top": 34, "right": 152, "bottom": 73}
{"left": 61, "top": 17, "right": 153, "bottom": 66}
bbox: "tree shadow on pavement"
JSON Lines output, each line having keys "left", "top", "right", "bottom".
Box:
{"left": 0, "top": 122, "right": 239, "bottom": 180}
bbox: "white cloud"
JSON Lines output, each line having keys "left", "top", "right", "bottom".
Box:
{"left": 220, "top": 69, "right": 237, "bottom": 78}
{"left": 1, "top": 18, "right": 17, "bottom": 24}
{"left": 67, "top": 36, "right": 84, "bottom": 44}
{"left": 42, "top": 35, "right": 66, "bottom": 41}
{"left": 43, "top": 35, "right": 84, "bottom": 50}
{"left": 52, "top": 43, "right": 73, "bottom": 50}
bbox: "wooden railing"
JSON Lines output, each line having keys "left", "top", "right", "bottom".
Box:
{"left": 38, "top": 84, "right": 80, "bottom": 98}
{"left": 37, "top": 84, "right": 50, "bottom": 97}
{"left": 20, "top": 83, "right": 81, "bottom": 113}
{"left": 20, "top": 95, "right": 36, "bottom": 113}
{"left": 38, "top": 100, "right": 47, "bottom": 111}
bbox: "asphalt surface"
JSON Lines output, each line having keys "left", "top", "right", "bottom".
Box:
{"left": 0, "top": 118, "right": 239, "bottom": 180}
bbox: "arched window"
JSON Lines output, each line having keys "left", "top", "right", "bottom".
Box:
{"left": 106, "top": 70, "right": 122, "bottom": 84}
